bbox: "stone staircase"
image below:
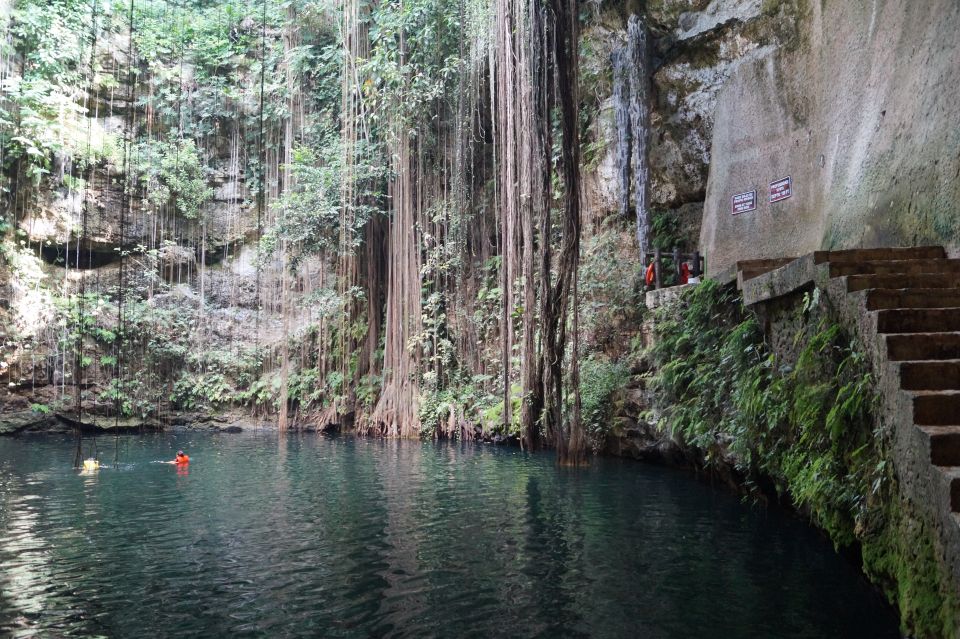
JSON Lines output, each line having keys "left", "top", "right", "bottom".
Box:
{"left": 738, "top": 245, "right": 960, "bottom": 585}
{"left": 818, "top": 248, "right": 960, "bottom": 515}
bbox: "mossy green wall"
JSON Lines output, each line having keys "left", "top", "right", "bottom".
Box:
{"left": 650, "top": 281, "right": 958, "bottom": 636}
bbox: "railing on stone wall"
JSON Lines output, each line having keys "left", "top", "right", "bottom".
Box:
{"left": 648, "top": 247, "right": 703, "bottom": 290}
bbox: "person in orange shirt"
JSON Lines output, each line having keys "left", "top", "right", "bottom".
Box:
{"left": 174, "top": 450, "right": 189, "bottom": 464}
{"left": 645, "top": 259, "right": 656, "bottom": 288}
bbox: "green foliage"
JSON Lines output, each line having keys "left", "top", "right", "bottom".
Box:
{"left": 54, "top": 293, "right": 103, "bottom": 347}
{"left": 650, "top": 281, "right": 758, "bottom": 462}
{"left": 2, "top": 0, "right": 93, "bottom": 183}
{"left": 170, "top": 372, "right": 236, "bottom": 410}
{"left": 650, "top": 280, "right": 955, "bottom": 636}
{"left": 579, "top": 354, "right": 630, "bottom": 449}
{"left": 477, "top": 384, "right": 523, "bottom": 437}
{"left": 417, "top": 290, "right": 456, "bottom": 390}
{"left": 417, "top": 353, "right": 507, "bottom": 439}
{"left": 6, "top": 243, "right": 47, "bottom": 286}
{"left": 355, "top": 374, "right": 382, "bottom": 410}
{"left": 581, "top": 136, "right": 608, "bottom": 173}
{"left": 1, "top": 0, "right": 490, "bottom": 433}
{"left": 861, "top": 501, "right": 958, "bottom": 638}
{"left": 48, "top": 288, "right": 267, "bottom": 418}
{"left": 137, "top": 139, "right": 213, "bottom": 219}
{"left": 235, "top": 376, "right": 276, "bottom": 409}
{"left": 470, "top": 257, "right": 505, "bottom": 379}
{"left": 419, "top": 386, "right": 466, "bottom": 438}
{"left": 269, "top": 135, "right": 386, "bottom": 266}
{"left": 286, "top": 367, "right": 322, "bottom": 408}
{"left": 362, "top": 0, "right": 467, "bottom": 130}
{"left": 29, "top": 403, "right": 51, "bottom": 415}
{"left": 650, "top": 210, "right": 683, "bottom": 252}
{"left": 99, "top": 376, "right": 152, "bottom": 418}
{"left": 578, "top": 224, "right": 644, "bottom": 352}
{"left": 291, "top": 334, "right": 346, "bottom": 409}
{"left": 651, "top": 281, "right": 883, "bottom": 536}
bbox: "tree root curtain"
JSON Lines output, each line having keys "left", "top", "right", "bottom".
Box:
{"left": 0, "top": 0, "right": 595, "bottom": 460}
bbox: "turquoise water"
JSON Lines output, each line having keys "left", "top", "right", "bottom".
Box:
{"left": 0, "top": 432, "right": 898, "bottom": 638}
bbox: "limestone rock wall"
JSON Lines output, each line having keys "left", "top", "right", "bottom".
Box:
{"left": 588, "top": 0, "right": 802, "bottom": 252}
{"left": 597, "top": 0, "right": 959, "bottom": 277}
{"left": 700, "top": 0, "right": 960, "bottom": 277}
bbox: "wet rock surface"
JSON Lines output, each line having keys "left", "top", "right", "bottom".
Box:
{"left": 0, "top": 410, "right": 58, "bottom": 436}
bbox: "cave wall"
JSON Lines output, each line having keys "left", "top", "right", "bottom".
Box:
{"left": 699, "top": 0, "right": 960, "bottom": 277}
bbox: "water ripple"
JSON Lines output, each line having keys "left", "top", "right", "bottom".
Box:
{"left": 0, "top": 433, "right": 899, "bottom": 638}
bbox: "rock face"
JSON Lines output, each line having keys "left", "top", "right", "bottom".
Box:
{"left": 700, "top": 0, "right": 960, "bottom": 277}
{"left": 674, "top": 0, "right": 761, "bottom": 39}
{"left": 26, "top": 173, "right": 150, "bottom": 252}
{"left": 605, "top": 382, "right": 685, "bottom": 463}
{"left": 0, "top": 410, "right": 57, "bottom": 436}
{"left": 0, "top": 29, "right": 308, "bottom": 424}
{"left": 650, "top": 24, "right": 777, "bottom": 210}
{"left": 592, "top": 0, "right": 801, "bottom": 255}
{"left": 23, "top": 163, "right": 255, "bottom": 257}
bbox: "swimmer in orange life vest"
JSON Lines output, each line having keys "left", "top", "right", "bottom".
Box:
{"left": 173, "top": 450, "right": 189, "bottom": 464}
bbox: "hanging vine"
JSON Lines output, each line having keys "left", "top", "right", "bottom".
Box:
{"left": 2, "top": 0, "right": 592, "bottom": 461}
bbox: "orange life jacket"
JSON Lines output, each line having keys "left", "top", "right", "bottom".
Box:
{"left": 175, "top": 454, "right": 189, "bottom": 464}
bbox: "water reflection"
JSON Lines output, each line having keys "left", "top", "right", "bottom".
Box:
{"left": 0, "top": 434, "right": 899, "bottom": 638}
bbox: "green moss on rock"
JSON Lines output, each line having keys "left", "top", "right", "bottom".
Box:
{"left": 649, "top": 280, "right": 958, "bottom": 636}
{"left": 862, "top": 500, "right": 958, "bottom": 638}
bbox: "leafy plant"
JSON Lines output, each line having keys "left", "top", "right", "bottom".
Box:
{"left": 137, "top": 139, "right": 213, "bottom": 220}
{"left": 170, "top": 372, "right": 236, "bottom": 410}
{"left": 579, "top": 354, "right": 630, "bottom": 450}
{"left": 29, "top": 403, "right": 51, "bottom": 414}
{"left": 649, "top": 279, "right": 956, "bottom": 635}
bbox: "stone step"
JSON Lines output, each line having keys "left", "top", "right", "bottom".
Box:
{"left": 737, "top": 257, "right": 798, "bottom": 282}
{"left": 913, "top": 392, "right": 960, "bottom": 426}
{"left": 867, "top": 288, "right": 960, "bottom": 310}
{"left": 848, "top": 273, "right": 960, "bottom": 292}
{"left": 814, "top": 246, "right": 945, "bottom": 265}
{"left": 920, "top": 426, "right": 960, "bottom": 466}
{"left": 900, "top": 361, "right": 960, "bottom": 391}
{"left": 887, "top": 333, "right": 960, "bottom": 361}
{"left": 877, "top": 309, "right": 960, "bottom": 334}
{"left": 830, "top": 258, "right": 960, "bottom": 278}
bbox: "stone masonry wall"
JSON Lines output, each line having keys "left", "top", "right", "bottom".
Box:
{"left": 700, "top": 0, "right": 960, "bottom": 277}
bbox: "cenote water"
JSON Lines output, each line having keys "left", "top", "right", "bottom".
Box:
{"left": 0, "top": 432, "right": 898, "bottom": 638}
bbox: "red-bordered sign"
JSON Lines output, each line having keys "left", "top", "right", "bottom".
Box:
{"left": 769, "top": 176, "right": 792, "bottom": 203}
{"left": 731, "top": 190, "right": 757, "bottom": 215}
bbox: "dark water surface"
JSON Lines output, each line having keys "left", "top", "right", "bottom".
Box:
{"left": 0, "top": 432, "right": 898, "bottom": 638}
